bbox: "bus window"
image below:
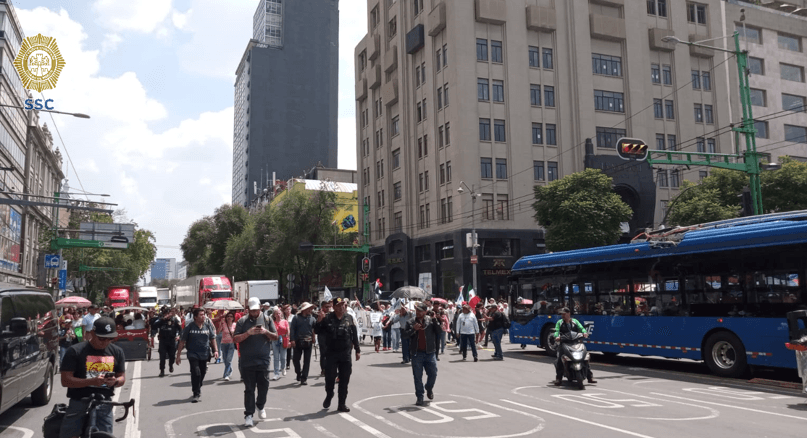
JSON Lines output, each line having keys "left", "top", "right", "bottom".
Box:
{"left": 598, "top": 279, "right": 631, "bottom": 316}
{"left": 748, "top": 271, "right": 800, "bottom": 306}
{"left": 660, "top": 278, "right": 683, "bottom": 316}
{"left": 633, "top": 279, "right": 657, "bottom": 316}
{"left": 574, "top": 282, "right": 597, "bottom": 315}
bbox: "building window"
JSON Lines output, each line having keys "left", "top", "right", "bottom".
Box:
{"left": 424, "top": 170, "right": 429, "bottom": 190}
{"left": 596, "top": 127, "right": 627, "bottom": 149}
{"left": 529, "top": 46, "right": 540, "bottom": 68}
{"left": 542, "top": 48, "right": 553, "bottom": 70}
{"left": 435, "top": 49, "right": 441, "bottom": 72}
{"left": 696, "top": 137, "right": 705, "bottom": 152}
{"left": 443, "top": 44, "right": 448, "bottom": 67}
{"left": 439, "top": 163, "right": 446, "bottom": 184}
{"left": 547, "top": 162, "right": 559, "bottom": 181}
{"left": 392, "top": 148, "right": 400, "bottom": 169}
{"left": 481, "top": 157, "right": 493, "bottom": 179}
{"left": 439, "top": 240, "right": 453, "bottom": 258}
{"left": 413, "top": 0, "right": 423, "bottom": 15}
{"left": 495, "top": 158, "right": 507, "bottom": 179}
{"left": 705, "top": 104, "right": 713, "bottom": 124}
{"left": 532, "top": 123, "right": 543, "bottom": 145}
{"left": 437, "top": 87, "right": 443, "bottom": 109}
{"left": 544, "top": 86, "right": 555, "bottom": 107}
{"left": 667, "top": 134, "right": 677, "bottom": 151}
{"left": 530, "top": 84, "right": 541, "bottom": 106}
{"left": 438, "top": 126, "right": 444, "bottom": 148}
{"left": 391, "top": 115, "right": 400, "bottom": 136}
{"left": 691, "top": 70, "right": 701, "bottom": 89}
{"left": 647, "top": 0, "right": 667, "bottom": 17}
{"left": 781, "top": 64, "right": 804, "bottom": 83}
{"left": 417, "top": 102, "right": 422, "bottom": 122}
{"left": 687, "top": 3, "right": 707, "bottom": 24}
{"left": 422, "top": 98, "right": 427, "bottom": 119}
{"left": 419, "top": 173, "right": 424, "bottom": 192}
{"left": 592, "top": 54, "right": 622, "bottom": 77}
{"left": 707, "top": 138, "right": 716, "bottom": 153}
{"left": 417, "top": 137, "right": 424, "bottom": 158}
{"left": 653, "top": 99, "right": 663, "bottom": 118}
{"left": 445, "top": 123, "right": 451, "bottom": 145}
{"left": 651, "top": 63, "right": 661, "bottom": 83}
{"left": 594, "top": 90, "right": 624, "bottom": 113}
{"left": 737, "top": 24, "right": 761, "bottom": 44}
{"left": 496, "top": 196, "right": 509, "bottom": 220}
{"left": 702, "top": 71, "right": 711, "bottom": 90}
{"left": 393, "top": 182, "right": 402, "bottom": 200}
{"left": 421, "top": 62, "right": 426, "bottom": 84}
{"left": 423, "top": 134, "right": 428, "bottom": 155}
{"left": 416, "top": 244, "right": 431, "bottom": 260}
{"left": 657, "top": 170, "right": 668, "bottom": 187}
{"left": 778, "top": 33, "right": 802, "bottom": 52}
{"left": 419, "top": 206, "right": 425, "bottom": 229}
{"left": 394, "top": 211, "right": 402, "bottom": 233}
{"left": 377, "top": 218, "right": 383, "bottom": 239}
{"left": 783, "top": 94, "right": 806, "bottom": 112}
{"left": 440, "top": 197, "right": 453, "bottom": 223}
{"left": 694, "top": 104, "right": 703, "bottom": 123}
{"left": 749, "top": 88, "right": 766, "bottom": 107}
{"left": 748, "top": 57, "right": 764, "bottom": 75}
{"left": 479, "top": 118, "right": 491, "bottom": 141}
{"left": 785, "top": 125, "right": 807, "bottom": 144}
{"left": 477, "top": 78, "right": 489, "bottom": 101}
{"left": 754, "top": 120, "right": 769, "bottom": 139}
{"left": 546, "top": 124, "right": 556, "bottom": 145}
{"left": 477, "top": 38, "right": 488, "bottom": 61}
{"left": 491, "top": 40, "right": 503, "bottom": 63}
{"left": 656, "top": 134, "right": 665, "bottom": 151}
{"left": 388, "top": 16, "right": 397, "bottom": 40}
{"left": 425, "top": 204, "right": 430, "bottom": 227}
{"left": 662, "top": 65, "right": 672, "bottom": 85}
{"left": 534, "top": 161, "right": 545, "bottom": 181}
{"left": 670, "top": 170, "right": 680, "bottom": 188}
{"left": 494, "top": 119, "right": 506, "bottom": 142}
{"left": 446, "top": 160, "right": 452, "bottom": 182}
{"left": 492, "top": 80, "right": 504, "bottom": 102}
{"left": 371, "top": 6, "right": 379, "bottom": 29}
{"left": 665, "top": 100, "right": 675, "bottom": 119}
{"left": 443, "top": 84, "right": 449, "bottom": 106}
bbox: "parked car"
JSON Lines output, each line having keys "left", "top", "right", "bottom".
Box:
{"left": 0, "top": 285, "right": 58, "bottom": 416}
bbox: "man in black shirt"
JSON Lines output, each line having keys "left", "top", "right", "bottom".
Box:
{"left": 402, "top": 303, "right": 441, "bottom": 406}
{"left": 233, "top": 297, "right": 277, "bottom": 427}
{"left": 176, "top": 308, "right": 219, "bottom": 402}
{"left": 315, "top": 297, "right": 360, "bottom": 412}
{"left": 151, "top": 307, "right": 182, "bottom": 376}
{"left": 59, "top": 317, "right": 125, "bottom": 438}
{"left": 289, "top": 302, "right": 316, "bottom": 385}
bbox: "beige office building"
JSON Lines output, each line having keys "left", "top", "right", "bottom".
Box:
{"left": 353, "top": 0, "right": 807, "bottom": 298}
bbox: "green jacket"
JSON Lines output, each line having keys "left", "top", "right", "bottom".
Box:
{"left": 553, "top": 318, "right": 587, "bottom": 338}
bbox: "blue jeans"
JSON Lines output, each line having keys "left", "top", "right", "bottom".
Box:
{"left": 383, "top": 329, "right": 391, "bottom": 348}
{"left": 460, "top": 334, "right": 477, "bottom": 358}
{"left": 391, "top": 328, "right": 401, "bottom": 351}
{"left": 221, "top": 342, "right": 235, "bottom": 378}
{"left": 411, "top": 351, "right": 437, "bottom": 401}
{"left": 272, "top": 339, "right": 286, "bottom": 375}
{"left": 60, "top": 397, "right": 113, "bottom": 438}
{"left": 216, "top": 333, "right": 223, "bottom": 361}
{"left": 440, "top": 331, "right": 446, "bottom": 353}
{"left": 401, "top": 337, "right": 411, "bottom": 363}
{"left": 490, "top": 328, "right": 504, "bottom": 358}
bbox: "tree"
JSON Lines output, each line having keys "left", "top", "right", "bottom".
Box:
{"left": 761, "top": 157, "right": 807, "bottom": 213}
{"left": 223, "top": 217, "right": 262, "bottom": 281}
{"left": 208, "top": 204, "right": 249, "bottom": 273}
{"left": 533, "top": 169, "right": 633, "bottom": 252}
{"left": 180, "top": 217, "right": 214, "bottom": 275}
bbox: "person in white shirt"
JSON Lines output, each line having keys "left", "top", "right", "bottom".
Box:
{"left": 456, "top": 304, "right": 479, "bottom": 362}
{"left": 81, "top": 304, "right": 102, "bottom": 341}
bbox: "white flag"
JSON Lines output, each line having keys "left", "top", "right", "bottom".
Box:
{"left": 323, "top": 286, "right": 333, "bottom": 302}
{"left": 468, "top": 288, "right": 476, "bottom": 299}
{"left": 455, "top": 286, "right": 464, "bottom": 305}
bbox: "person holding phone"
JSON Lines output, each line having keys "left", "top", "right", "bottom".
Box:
{"left": 176, "top": 308, "right": 219, "bottom": 403}
{"left": 233, "top": 297, "right": 278, "bottom": 427}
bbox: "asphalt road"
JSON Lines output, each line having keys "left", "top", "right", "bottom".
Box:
{"left": 2, "top": 339, "right": 806, "bottom": 438}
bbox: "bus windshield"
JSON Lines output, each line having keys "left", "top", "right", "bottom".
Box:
{"left": 210, "top": 291, "right": 231, "bottom": 299}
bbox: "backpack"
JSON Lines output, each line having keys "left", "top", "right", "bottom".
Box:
{"left": 503, "top": 313, "right": 511, "bottom": 329}
{"left": 42, "top": 403, "right": 68, "bottom": 438}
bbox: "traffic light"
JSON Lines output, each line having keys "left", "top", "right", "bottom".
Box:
{"left": 362, "top": 257, "right": 371, "bottom": 273}
{"left": 616, "top": 138, "right": 649, "bottom": 161}
{"left": 51, "top": 277, "right": 58, "bottom": 287}
{"left": 739, "top": 187, "right": 753, "bottom": 217}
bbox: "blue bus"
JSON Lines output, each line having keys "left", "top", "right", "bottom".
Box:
{"left": 508, "top": 211, "right": 807, "bottom": 377}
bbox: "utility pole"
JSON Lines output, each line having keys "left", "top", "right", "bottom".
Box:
{"left": 458, "top": 182, "right": 480, "bottom": 294}
{"left": 646, "top": 31, "right": 764, "bottom": 214}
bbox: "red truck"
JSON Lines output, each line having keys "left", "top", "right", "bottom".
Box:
{"left": 172, "top": 275, "right": 233, "bottom": 308}
{"left": 105, "top": 285, "right": 139, "bottom": 308}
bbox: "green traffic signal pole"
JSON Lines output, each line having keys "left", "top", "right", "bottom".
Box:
{"left": 647, "top": 32, "right": 762, "bottom": 215}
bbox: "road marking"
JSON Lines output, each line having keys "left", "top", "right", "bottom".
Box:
{"left": 166, "top": 407, "right": 332, "bottom": 437}
{"left": 0, "top": 426, "right": 34, "bottom": 438}
{"left": 339, "top": 413, "right": 392, "bottom": 438}
{"left": 313, "top": 424, "right": 340, "bottom": 438}
{"left": 500, "top": 400, "right": 656, "bottom": 438}
{"left": 124, "top": 361, "right": 142, "bottom": 438}
{"left": 431, "top": 401, "right": 500, "bottom": 420}
{"left": 769, "top": 395, "right": 796, "bottom": 399}
{"left": 552, "top": 393, "right": 662, "bottom": 409}
{"left": 650, "top": 392, "right": 807, "bottom": 421}
{"left": 393, "top": 406, "right": 454, "bottom": 424}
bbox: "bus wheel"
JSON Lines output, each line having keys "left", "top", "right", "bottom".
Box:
{"left": 704, "top": 332, "right": 747, "bottom": 378}
{"left": 541, "top": 327, "right": 555, "bottom": 357}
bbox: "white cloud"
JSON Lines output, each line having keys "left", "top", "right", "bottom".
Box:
{"left": 92, "top": 0, "right": 173, "bottom": 33}
{"left": 100, "top": 33, "right": 122, "bottom": 54}
{"left": 17, "top": 7, "right": 233, "bottom": 258}
{"left": 338, "top": 117, "right": 357, "bottom": 171}
{"left": 172, "top": 9, "right": 190, "bottom": 30}
{"left": 199, "top": 177, "right": 212, "bottom": 186}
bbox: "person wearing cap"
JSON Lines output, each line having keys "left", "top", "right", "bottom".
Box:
{"left": 233, "top": 297, "right": 278, "bottom": 427}
{"left": 176, "top": 308, "right": 219, "bottom": 403}
{"left": 58, "top": 318, "right": 75, "bottom": 365}
{"left": 81, "top": 304, "right": 102, "bottom": 342}
{"left": 485, "top": 303, "right": 509, "bottom": 360}
{"left": 59, "top": 316, "right": 125, "bottom": 437}
{"left": 457, "top": 303, "right": 479, "bottom": 361}
{"left": 384, "top": 304, "right": 415, "bottom": 364}
{"left": 314, "top": 296, "right": 360, "bottom": 413}
{"left": 402, "top": 302, "right": 441, "bottom": 406}
{"left": 289, "top": 302, "right": 317, "bottom": 385}
{"left": 151, "top": 306, "right": 182, "bottom": 377}
{"left": 552, "top": 307, "right": 596, "bottom": 386}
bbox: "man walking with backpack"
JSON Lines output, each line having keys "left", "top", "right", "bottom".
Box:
{"left": 485, "top": 303, "right": 509, "bottom": 360}
{"left": 233, "top": 297, "right": 278, "bottom": 427}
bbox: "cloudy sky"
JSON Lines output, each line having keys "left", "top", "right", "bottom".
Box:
{"left": 17, "top": 0, "right": 367, "bottom": 261}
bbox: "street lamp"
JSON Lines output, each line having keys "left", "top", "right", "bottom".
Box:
{"left": 457, "top": 181, "right": 481, "bottom": 296}
{"left": 0, "top": 103, "right": 90, "bottom": 119}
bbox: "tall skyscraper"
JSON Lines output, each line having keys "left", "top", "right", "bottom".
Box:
{"left": 233, "top": 0, "right": 340, "bottom": 206}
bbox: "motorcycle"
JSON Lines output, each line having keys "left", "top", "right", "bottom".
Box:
{"left": 552, "top": 331, "right": 591, "bottom": 390}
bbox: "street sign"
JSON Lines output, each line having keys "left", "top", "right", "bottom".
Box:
{"left": 286, "top": 273, "right": 295, "bottom": 282}
{"left": 286, "top": 281, "right": 295, "bottom": 290}
{"left": 615, "top": 137, "right": 649, "bottom": 161}
{"left": 470, "top": 255, "right": 478, "bottom": 264}
{"left": 58, "top": 269, "right": 67, "bottom": 290}
{"left": 79, "top": 222, "right": 135, "bottom": 243}
{"left": 45, "top": 254, "right": 60, "bottom": 269}
{"left": 99, "top": 241, "right": 128, "bottom": 249}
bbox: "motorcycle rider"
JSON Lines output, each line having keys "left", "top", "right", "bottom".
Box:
{"left": 552, "top": 307, "right": 597, "bottom": 386}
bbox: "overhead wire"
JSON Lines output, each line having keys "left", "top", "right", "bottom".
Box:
{"left": 40, "top": 91, "right": 91, "bottom": 202}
